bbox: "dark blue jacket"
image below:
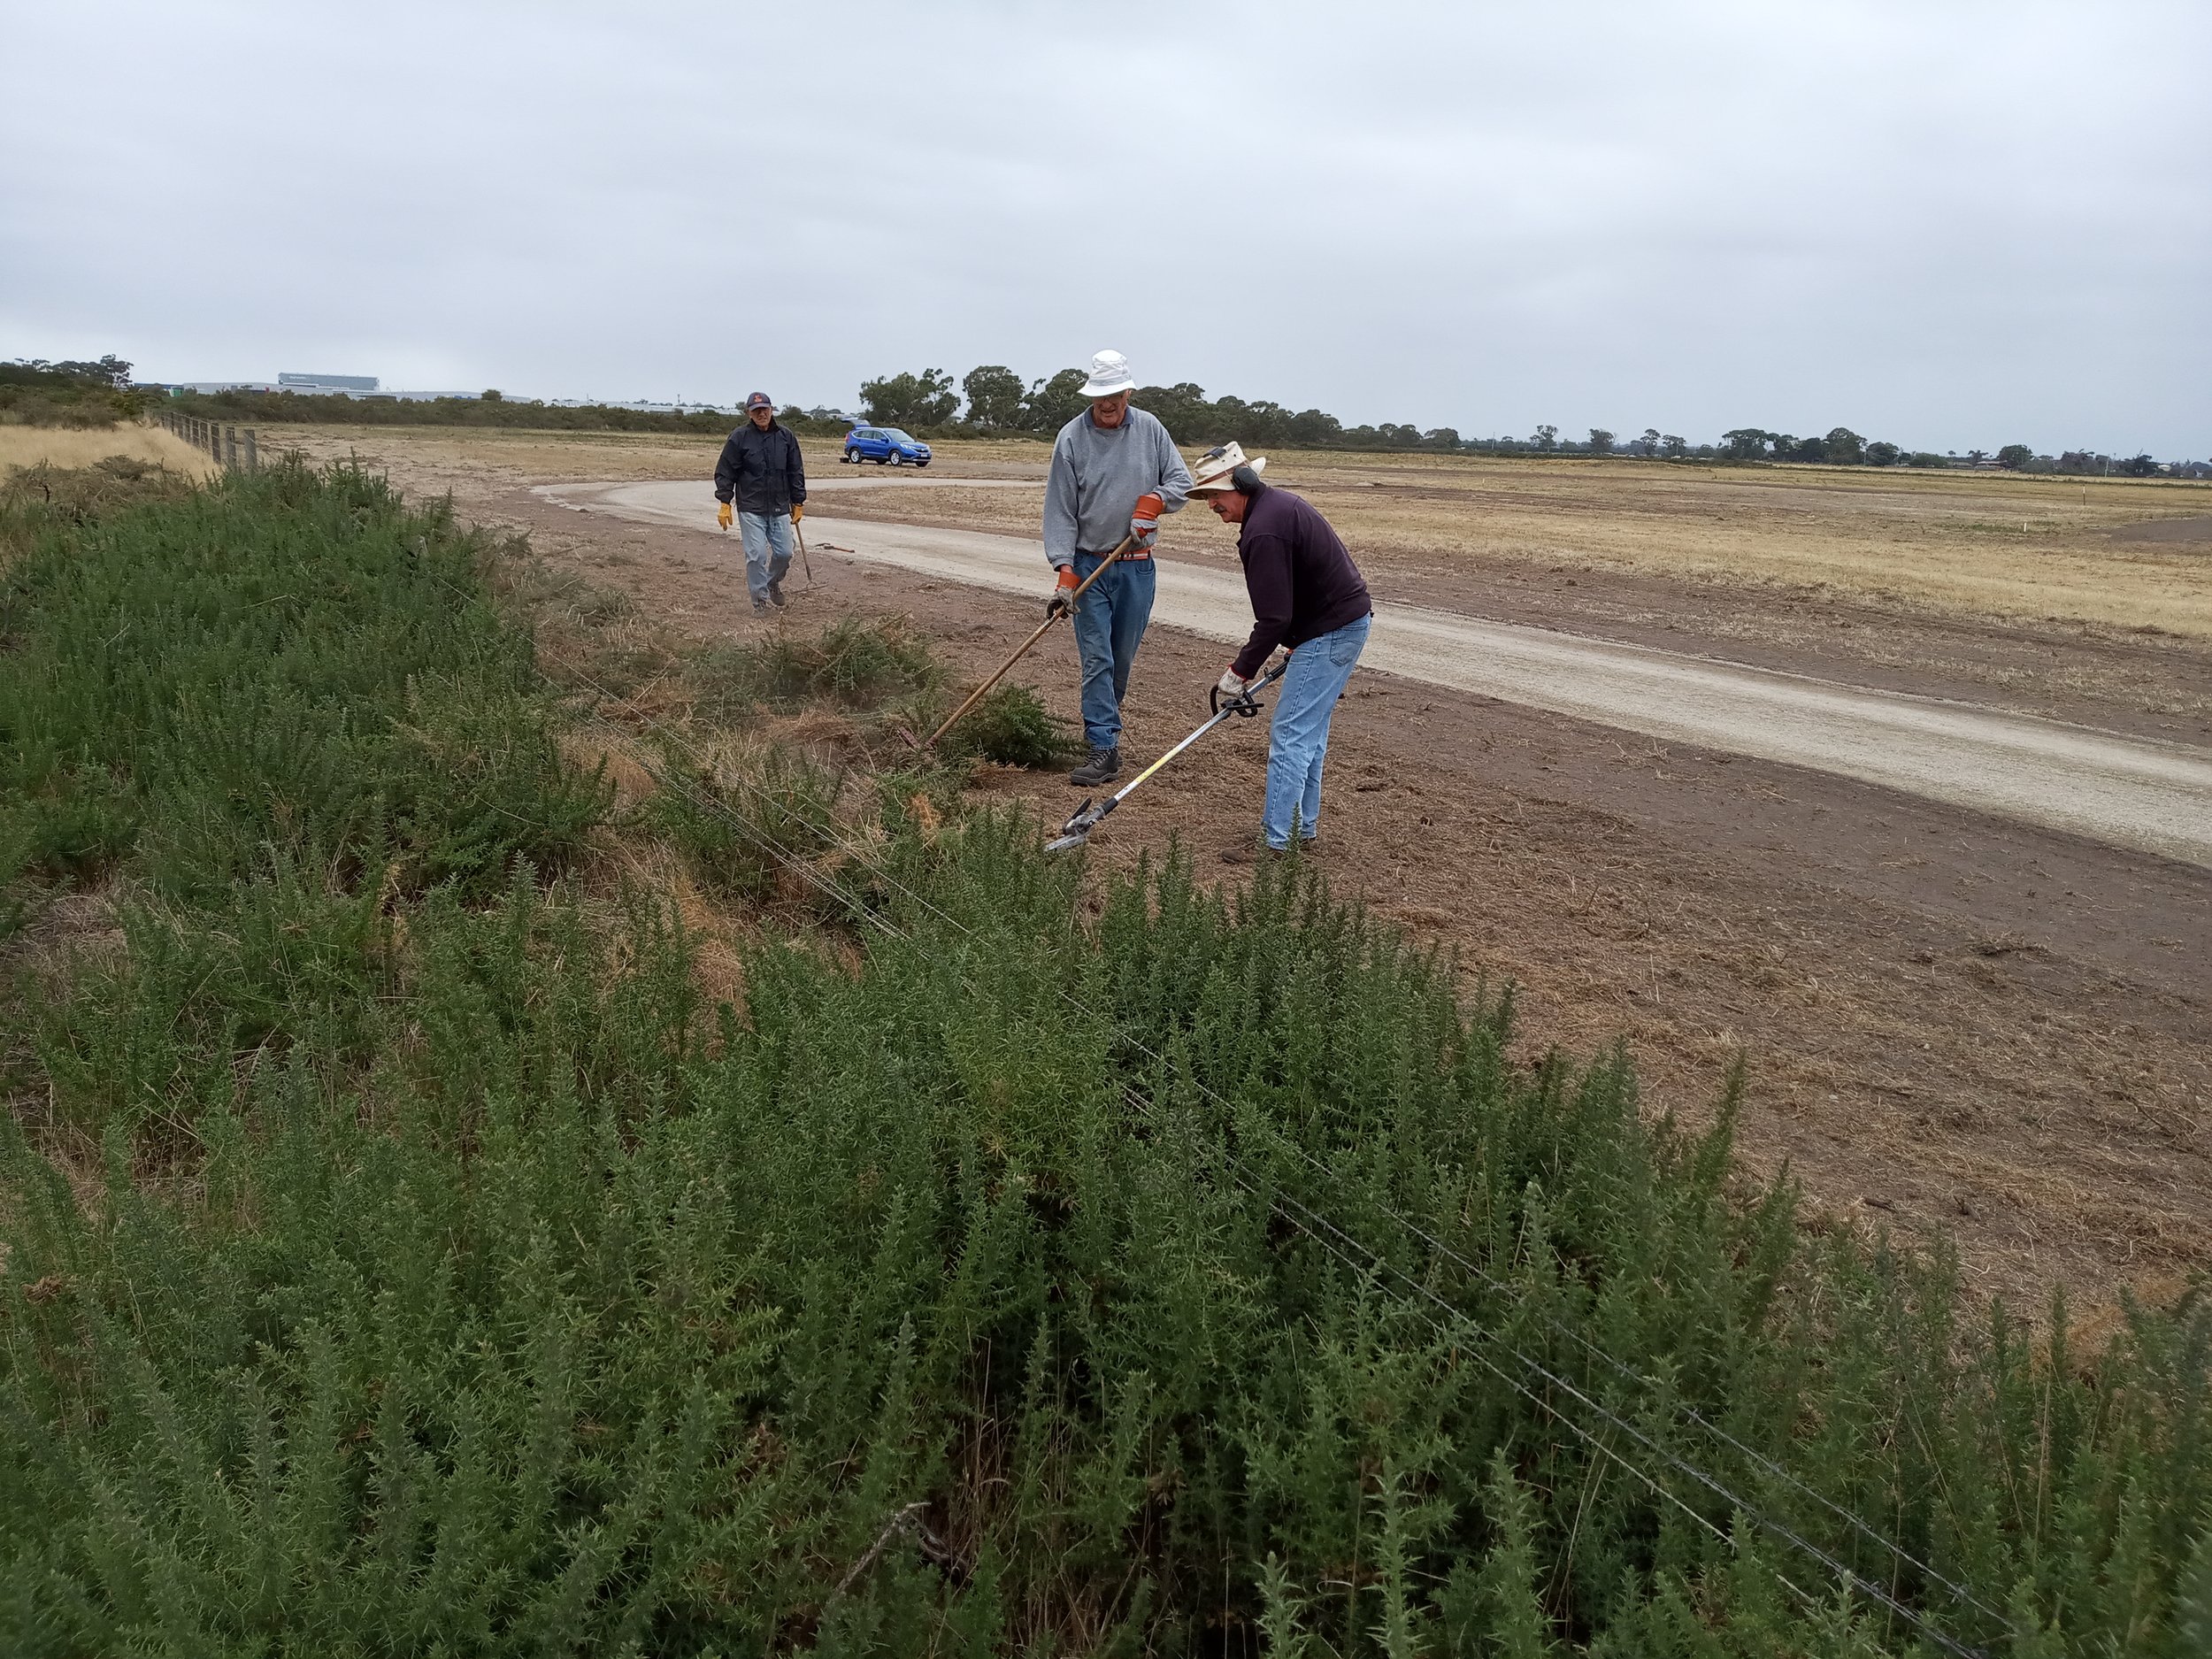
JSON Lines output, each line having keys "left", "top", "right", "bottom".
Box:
{"left": 714, "top": 419, "right": 807, "bottom": 513}
{"left": 1230, "top": 483, "right": 1371, "bottom": 679}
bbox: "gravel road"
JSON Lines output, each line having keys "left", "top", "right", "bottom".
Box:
{"left": 543, "top": 478, "right": 2212, "bottom": 868}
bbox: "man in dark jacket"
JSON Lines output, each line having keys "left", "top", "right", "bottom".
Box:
{"left": 1190, "top": 442, "right": 1373, "bottom": 861}
{"left": 714, "top": 392, "right": 807, "bottom": 612}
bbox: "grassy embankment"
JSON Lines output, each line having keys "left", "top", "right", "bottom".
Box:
{"left": 2, "top": 460, "right": 2207, "bottom": 1655}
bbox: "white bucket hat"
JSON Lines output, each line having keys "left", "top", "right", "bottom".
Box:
{"left": 1187, "top": 440, "right": 1269, "bottom": 494}
{"left": 1078, "top": 349, "right": 1136, "bottom": 398}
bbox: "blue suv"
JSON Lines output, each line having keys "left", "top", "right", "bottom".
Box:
{"left": 841, "top": 426, "right": 933, "bottom": 467}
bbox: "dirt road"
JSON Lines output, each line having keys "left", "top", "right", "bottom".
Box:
{"left": 544, "top": 478, "right": 2212, "bottom": 869}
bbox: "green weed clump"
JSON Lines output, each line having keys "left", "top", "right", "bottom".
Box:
{"left": 932, "top": 682, "right": 1084, "bottom": 770}
{"left": 659, "top": 617, "right": 938, "bottom": 726}
{"left": 639, "top": 743, "right": 855, "bottom": 911}
{"left": 2, "top": 464, "right": 2208, "bottom": 1656}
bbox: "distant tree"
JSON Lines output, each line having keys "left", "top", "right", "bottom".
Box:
{"left": 1021, "top": 368, "right": 1090, "bottom": 433}
{"left": 1909, "top": 452, "right": 1948, "bottom": 468}
{"left": 48, "top": 354, "right": 134, "bottom": 388}
{"left": 1789, "top": 434, "right": 1828, "bottom": 463}
{"left": 860, "top": 367, "right": 959, "bottom": 428}
{"left": 1532, "top": 424, "right": 1558, "bottom": 452}
{"left": 1996, "top": 443, "right": 2032, "bottom": 470}
{"left": 961, "top": 365, "right": 1025, "bottom": 428}
{"left": 1135, "top": 381, "right": 1217, "bottom": 442}
{"left": 1286, "top": 408, "right": 1342, "bottom": 446}
{"left": 1422, "top": 426, "right": 1462, "bottom": 451}
{"left": 1966, "top": 449, "right": 1990, "bottom": 466}
{"left": 2117, "top": 452, "right": 2161, "bottom": 477}
{"left": 1639, "top": 426, "right": 1662, "bottom": 455}
{"left": 1587, "top": 428, "right": 1615, "bottom": 455}
{"left": 1864, "top": 441, "right": 1901, "bottom": 467}
{"left": 1720, "top": 427, "right": 1770, "bottom": 461}
{"left": 1824, "top": 426, "right": 1865, "bottom": 465}
{"left": 1660, "top": 434, "right": 1687, "bottom": 458}
{"left": 481, "top": 388, "right": 503, "bottom": 403}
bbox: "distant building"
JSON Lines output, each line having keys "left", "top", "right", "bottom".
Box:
{"left": 280, "top": 372, "right": 379, "bottom": 393}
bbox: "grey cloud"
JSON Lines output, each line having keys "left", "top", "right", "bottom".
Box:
{"left": 3, "top": 0, "right": 2204, "bottom": 453}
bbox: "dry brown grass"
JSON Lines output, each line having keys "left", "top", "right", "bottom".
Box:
{"left": 0, "top": 421, "right": 219, "bottom": 480}
{"left": 264, "top": 423, "right": 2212, "bottom": 639}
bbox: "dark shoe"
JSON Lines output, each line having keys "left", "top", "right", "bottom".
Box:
{"left": 767, "top": 578, "right": 787, "bottom": 608}
{"left": 1221, "top": 842, "right": 1287, "bottom": 864}
{"left": 1068, "top": 746, "right": 1120, "bottom": 787}
{"left": 751, "top": 596, "right": 770, "bottom": 614}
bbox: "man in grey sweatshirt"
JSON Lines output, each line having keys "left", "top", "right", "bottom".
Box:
{"left": 1042, "top": 349, "right": 1194, "bottom": 785}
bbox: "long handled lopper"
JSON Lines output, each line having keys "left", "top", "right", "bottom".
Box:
{"left": 1044, "top": 661, "right": 1287, "bottom": 851}
{"left": 914, "top": 532, "right": 1137, "bottom": 751}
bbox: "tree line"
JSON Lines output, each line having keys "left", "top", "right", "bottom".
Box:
{"left": 862, "top": 365, "right": 2199, "bottom": 474}
{"left": 1, "top": 356, "right": 146, "bottom": 427}
{"left": 13, "top": 354, "right": 2199, "bottom": 476}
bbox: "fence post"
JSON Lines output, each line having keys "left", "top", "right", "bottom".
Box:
{"left": 243, "top": 428, "right": 258, "bottom": 471}
{"left": 210, "top": 423, "right": 222, "bottom": 466}
{"left": 225, "top": 426, "right": 239, "bottom": 471}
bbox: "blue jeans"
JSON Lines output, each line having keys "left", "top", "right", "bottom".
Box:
{"left": 1263, "top": 612, "right": 1371, "bottom": 849}
{"left": 1068, "top": 551, "right": 1156, "bottom": 750}
{"left": 737, "top": 511, "right": 795, "bottom": 600}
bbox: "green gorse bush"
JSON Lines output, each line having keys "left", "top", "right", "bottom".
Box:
{"left": 1, "top": 465, "right": 2205, "bottom": 1656}
{"left": 0, "top": 457, "right": 604, "bottom": 907}
{"left": 932, "top": 683, "right": 1084, "bottom": 771}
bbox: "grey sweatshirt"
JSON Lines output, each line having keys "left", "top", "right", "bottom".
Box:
{"left": 1041, "top": 404, "right": 1193, "bottom": 568}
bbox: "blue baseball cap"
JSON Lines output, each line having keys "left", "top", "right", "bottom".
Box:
{"left": 745, "top": 391, "right": 772, "bottom": 411}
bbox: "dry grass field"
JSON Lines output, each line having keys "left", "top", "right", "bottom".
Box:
{"left": 261, "top": 424, "right": 2212, "bottom": 641}
{"left": 0, "top": 419, "right": 219, "bottom": 479}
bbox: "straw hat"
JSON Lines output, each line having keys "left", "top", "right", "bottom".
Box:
{"left": 1187, "top": 440, "right": 1269, "bottom": 494}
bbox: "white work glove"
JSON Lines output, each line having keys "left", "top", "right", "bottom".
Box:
{"left": 1217, "top": 667, "right": 1254, "bottom": 699}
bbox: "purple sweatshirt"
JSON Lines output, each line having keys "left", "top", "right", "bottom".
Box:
{"left": 1230, "top": 485, "right": 1372, "bottom": 679}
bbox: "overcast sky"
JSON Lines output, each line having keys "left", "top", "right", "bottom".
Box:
{"left": 4, "top": 1, "right": 2207, "bottom": 455}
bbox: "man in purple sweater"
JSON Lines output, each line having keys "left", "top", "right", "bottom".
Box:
{"left": 1191, "top": 442, "right": 1373, "bottom": 862}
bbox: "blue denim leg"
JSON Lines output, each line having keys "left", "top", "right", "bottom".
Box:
{"left": 1263, "top": 612, "right": 1371, "bottom": 849}
{"left": 1068, "top": 553, "right": 1156, "bottom": 749}
{"left": 737, "top": 512, "right": 795, "bottom": 599}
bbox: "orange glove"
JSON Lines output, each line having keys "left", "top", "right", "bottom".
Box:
{"left": 1046, "top": 565, "right": 1079, "bottom": 618}
{"left": 791, "top": 502, "right": 804, "bottom": 525}
{"left": 717, "top": 501, "right": 732, "bottom": 530}
{"left": 1129, "top": 491, "right": 1164, "bottom": 548}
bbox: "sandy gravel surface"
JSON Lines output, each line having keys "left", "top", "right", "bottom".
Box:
{"left": 547, "top": 478, "right": 2212, "bottom": 868}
